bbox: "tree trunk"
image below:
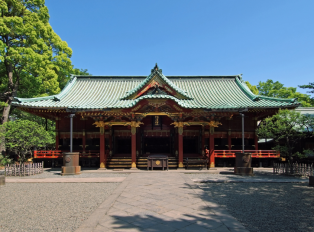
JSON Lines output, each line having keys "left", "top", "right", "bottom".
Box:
{"left": 0, "top": 63, "right": 18, "bottom": 155}
{"left": 0, "top": 103, "right": 11, "bottom": 155}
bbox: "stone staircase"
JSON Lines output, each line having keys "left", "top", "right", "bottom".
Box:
{"left": 106, "top": 156, "right": 178, "bottom": 169}
{"left": 137, "top": 157, "right": 178, "bottom": 169}
{"left": 106, "top": 157, "right": 132, "bottom": 169}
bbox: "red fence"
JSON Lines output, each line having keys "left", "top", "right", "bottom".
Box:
{"left": 34, "top": 150, "right": 279, "bottom": 159}
{"left": 214, "top": 150, "right": 279, "bottom": 158}
{"left": 33, "top": 150, "right": 100, "bottom": 158}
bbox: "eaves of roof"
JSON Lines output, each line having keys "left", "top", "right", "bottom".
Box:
{"left": 12, "top": 74, "right": 301, "bottom": 111}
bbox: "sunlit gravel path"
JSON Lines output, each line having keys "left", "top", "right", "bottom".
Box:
{"left": 0, "top": 183, "right": 120, "bottom": 232}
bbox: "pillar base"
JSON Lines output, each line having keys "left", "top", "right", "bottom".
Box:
{"left": 234, "top": 167, "right": 253, "bottom": 175}
{"left": 100, "top": 162, "right": 106, "bottom": 169}
{"left": 177, "top": 162, "right": 184, "bottom": 169}
{"left": 0, "top": 176, "right": 5, "bottom": 185}
{"left": 209, "top": 162, "right": 215, "bottom": 168}
{"left": 130, "top": 162, "right": 137, "bottom": 170}
{"left": 61, "top": 166, "right": 81, "bottom": 175}
{"left": 309, "top": 176, "right": 314, "bottom": 186}
{"left": 62, "top": 152, "right": 81, "bottom": 175}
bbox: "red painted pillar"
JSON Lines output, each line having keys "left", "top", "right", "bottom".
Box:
{"left": 255, "top": 135, "right": 258, "bottom": 150}
{"left": 131, "top": 124, "right": 137, "bottom": 169}
{"left": 178, "top": 125, "right": 184, "bottom": 168}
{"left": 209, "top": 126, "right": 215, "bottom": 168}
{"left": 55, "top": 118, "right": 59, "bottom": 150}
{"left": 82, "top": 129, "right": 86, "bottom": 153}
{"left": 100, "top": 127, "right": 106, "bottom": 168}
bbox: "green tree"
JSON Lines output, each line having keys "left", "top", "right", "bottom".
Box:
{"left": 0, "top": 0, "right": 76, "bottom": 154}
{"left": 257, "top": 80, "right": 313, "bottom": 107}
{"left": 0, "top": 119, "right": 54, "bottom": 163}
{"left": 299, "top": 82, "right": 314, "bottom": 98}
{"left": 257, "top": 109, "right": 314, "bottom": 167}
{"left": 245, "top": 81, "right": 259, "bottom": 95}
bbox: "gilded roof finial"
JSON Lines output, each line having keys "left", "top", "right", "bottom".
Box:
{"left": 151, "top": 63, "right": 162, "bottom": 73}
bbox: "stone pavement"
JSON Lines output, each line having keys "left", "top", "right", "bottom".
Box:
{"left": 5, "top": 177, "right": 126, "bottom": 183}
{"left": 76, "top": 173, "right": 248, "bottom": 232}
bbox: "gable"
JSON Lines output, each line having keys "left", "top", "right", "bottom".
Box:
{"left": 120, "top": 64, "right": 193, "bottom": 101}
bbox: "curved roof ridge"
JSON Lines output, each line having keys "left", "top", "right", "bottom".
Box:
{"left": 235, "top": 76, "right": 298, "bottom": 103}
{"left": 120, "top": 69, "right": 193, "bottom": 100}
{"left": 14, "top": 76, "right": 77, "bottom": 103}
{"left": 256, "top": 95, "right": 297, "bottom": 103}
{"left": 235, "top": 76, "right": 259, "bottom": 101}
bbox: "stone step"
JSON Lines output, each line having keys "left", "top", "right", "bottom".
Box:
{"left": 107, "top": 165, "right": 132, "bottom": 168}
{"left": 107, "top": 156, "right": 179, "bottom": 169}
{"left": 137, "top": 165, "right": 178, "bottom": 168}
{"left": 107, "top": 162, "right": 132, "bottom": 165}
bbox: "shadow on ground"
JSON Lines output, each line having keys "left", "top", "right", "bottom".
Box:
{"left": 197, "top": 182, "right": 314, "bottom": 232}
{"left": 92, "top": 199, "right": 244, "bottom": 232}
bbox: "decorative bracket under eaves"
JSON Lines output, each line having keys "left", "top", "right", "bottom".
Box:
{"left": 171, "top": 121, "right": 222, "bottom": 128}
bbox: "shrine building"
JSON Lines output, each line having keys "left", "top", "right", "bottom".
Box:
{"left": 13, "top": 64, "right": 300, "bottom": 169}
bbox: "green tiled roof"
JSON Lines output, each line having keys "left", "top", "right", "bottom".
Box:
{"left": 13, "top": 73, "right": 300, "bottom": 111}
{"left": 121, "top": 66, "right": 192, "bottom": 100}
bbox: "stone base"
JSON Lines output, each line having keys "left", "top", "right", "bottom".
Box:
{"left": 309, "top": 176, "right": 314, "bottom": 186}
{"left": 61, "top": 166, "right": 81, "bottom": 175}
{"left": 0, "top": 176, "right": 5, "bottom": 185}
{"left": 234, "top": 167, "right": 253, "bottom": 175}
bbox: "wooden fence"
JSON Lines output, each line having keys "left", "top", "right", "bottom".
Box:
{"left": 4, "top": 162, "right": 44, "bottom": 176}
{"left": 273, "top": 162, "right": 314, "bottom": 176}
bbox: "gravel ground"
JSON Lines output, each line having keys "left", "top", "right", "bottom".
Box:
{"left": 0, "top": 182, "right": 120, "bottom": 232}
{"left": 198, "top": 182, "right": 314, "bottom": 232}
{"left": 5, "top": 169, "right": 129, "bottom": 179}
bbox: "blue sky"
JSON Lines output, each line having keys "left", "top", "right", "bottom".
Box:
{"left": 46, "top": 0, "right": 314, "bottom": 95}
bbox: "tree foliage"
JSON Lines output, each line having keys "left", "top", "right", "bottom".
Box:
{"left": 245, "top": 80, "right": 313, "bottom": 107}
{"left": 299, "top": 82, "right": 314, "bottom": 98}
{"left": 0, "top": 0, "right": 73, "bottom": 125}
{"left": 0, "top": 1, "right": 91, "bottom": 154}
{"left": 257, "top": 109, "right": 314, "bottom": 164}
{"left": 257, "top": 80, "right": 313, "bottom": 107}
{"left": 0, "top": 119, "right": 54, "bottom": 163}
{"left": 245, "top": 81, "right": 259, "bottom": 95}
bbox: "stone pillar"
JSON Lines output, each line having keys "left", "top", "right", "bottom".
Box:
{"left": 131, "top": 122, "right": 137, "bottom": 169}
{"left": 109, "top": 126, "right": 112, "bottom": 157}
{"left": 99, "top": 126, "right": 106, "bottom": 169}
{"left": 228, "top": 129, "right": 232, "bottom": 150}
{"left": 254, "top": 118, "right": 258, "bottom": 150}
{"left": 209, "top": 126, "right": 215, "bottom": 168}
{"left": 201, "top": 126, "right": 205, "bottom": 156}
{"left": 81, "top": 118, "right": 86, "bottom": 153}
{"left": 178, "top": 124, "right": 184, "bottom": 168}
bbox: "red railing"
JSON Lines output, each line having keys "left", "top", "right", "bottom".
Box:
{"left": 34, "top": 150, "right": 63, "bottom": 158}
{"left": 33, "top": 150, "right": 100, "bottom": 158}
{"left": 33, "top": 150, "right": 279, "bottom": 159}
{"left": 214, "top": 150, "right": 279, "bottom": 158}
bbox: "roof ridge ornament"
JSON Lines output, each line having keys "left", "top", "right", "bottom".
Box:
{"left": 151, "top": 63, "right": 162, "bottom": 74}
